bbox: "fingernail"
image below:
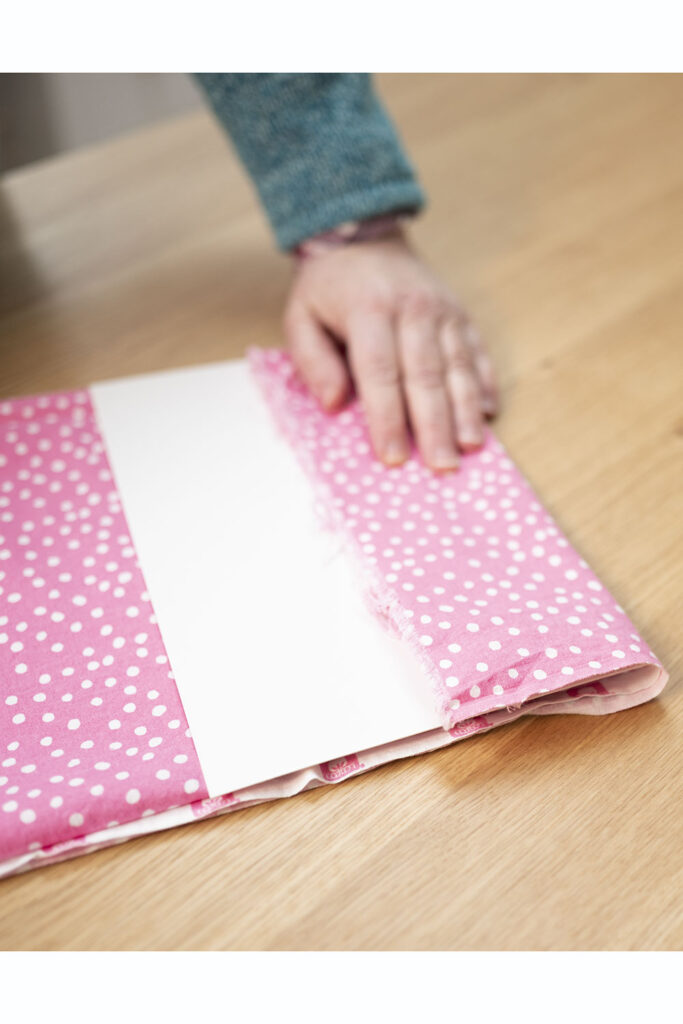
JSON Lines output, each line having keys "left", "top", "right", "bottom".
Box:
{"left": 431, "top": 447, "right": 459, "bottom": 471}
{"left": 459, "top": 432, "right": 484, "bottom": 452}
{"left": 383, "top": 440, "right": 408, "bottom": 466}
{"left": 321, "top": 385, "right": 340, "bottom": 410}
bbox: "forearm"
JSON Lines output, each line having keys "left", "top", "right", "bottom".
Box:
{"left": 195, "top": 73, "right": 425, "bottom": 250}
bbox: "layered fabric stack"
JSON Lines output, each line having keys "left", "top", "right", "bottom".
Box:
{"left": 0, "top": 350, "right": 668, "bottom": 876}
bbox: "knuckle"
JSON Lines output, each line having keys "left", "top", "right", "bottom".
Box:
{"left": 355, "top": 341, "right": 399, "bottom": 387}
{"left": 399, "top": 288, "right": 439, "bottom": 321}
{"left": 417, "top": 412, "right": 449, "bottom": 438}
{"left": 361, "top": 291, "right": 393, "bottom": 318}
{"left": 407, "top": 363, "right": 444, "bottom": 390}
{"left": 445, "top": 342, "right": 474, "bottom": 373}
{"left": 373, "top": 413, "right": 405, "bottom": 441}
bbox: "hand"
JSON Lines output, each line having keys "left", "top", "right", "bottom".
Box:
{"left": 283, "top": 230, "right": 498, "bottom": 471}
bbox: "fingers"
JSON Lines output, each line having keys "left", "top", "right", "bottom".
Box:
{"left": 349, "top": 301, "right": 493, "bottom": 471}
{"left": 440, "top": 316, "right": 486, "bottom": 452}
{"left": 284, "top": 305, "right": 350, "bottom": 411}
{"left": 285, "top": 295, "right": 497, "bottom": 474}
{"left": 346, "top": 310, "right": 409, "bottom": 466}
{"left": 398, "top": 299, "right": 460, "bottom": 471}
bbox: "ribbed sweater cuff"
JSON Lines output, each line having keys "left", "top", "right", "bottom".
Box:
{"left": 271, "top": 180, "right": 425, "bottom": 251}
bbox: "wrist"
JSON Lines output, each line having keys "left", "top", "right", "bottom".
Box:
{"left": 292, "top": 213, "right": 407, "bottom": 259}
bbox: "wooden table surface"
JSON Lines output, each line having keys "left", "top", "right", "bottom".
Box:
{"left": 0, "top": 74, "right": 681, "bottom": 950}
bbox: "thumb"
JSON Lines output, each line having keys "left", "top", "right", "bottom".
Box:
{"left": 284, "top": 305, "right": 350, "bottom": 411}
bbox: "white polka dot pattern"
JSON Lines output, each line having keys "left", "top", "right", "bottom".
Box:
{"left": 0, "top": 390, "right": 207, "bottom": 862}
{"left": 249, "top": 349, "right": 663, "bottom": 731}
{"left": 0, "top": 359, "right": 667, "bottom": 871}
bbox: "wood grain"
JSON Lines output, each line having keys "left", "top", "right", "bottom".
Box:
{"left": 0, "top": 73, "right": 681, "bottom": 950}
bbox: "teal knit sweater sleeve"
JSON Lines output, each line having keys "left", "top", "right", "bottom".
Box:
{"left": 194, "top": 73, "right": 425, "bottom": 250}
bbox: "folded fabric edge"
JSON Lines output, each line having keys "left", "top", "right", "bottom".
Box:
{"left": 1, "top": 662, "right": 667, "bottom": 879}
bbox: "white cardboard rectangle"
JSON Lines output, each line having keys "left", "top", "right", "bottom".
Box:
{"left": 91, "top": 360, "right": 441, "bottom": 797}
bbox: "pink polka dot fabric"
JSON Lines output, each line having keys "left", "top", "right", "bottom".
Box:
{"left": 248, "top": 348, "right": 667, "bottom": 731}
{"left": 0, "top": 390, "right": 207, "bottom": 863}
{"left": 0, "top": 355, "right": 668, "bottom": 874}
